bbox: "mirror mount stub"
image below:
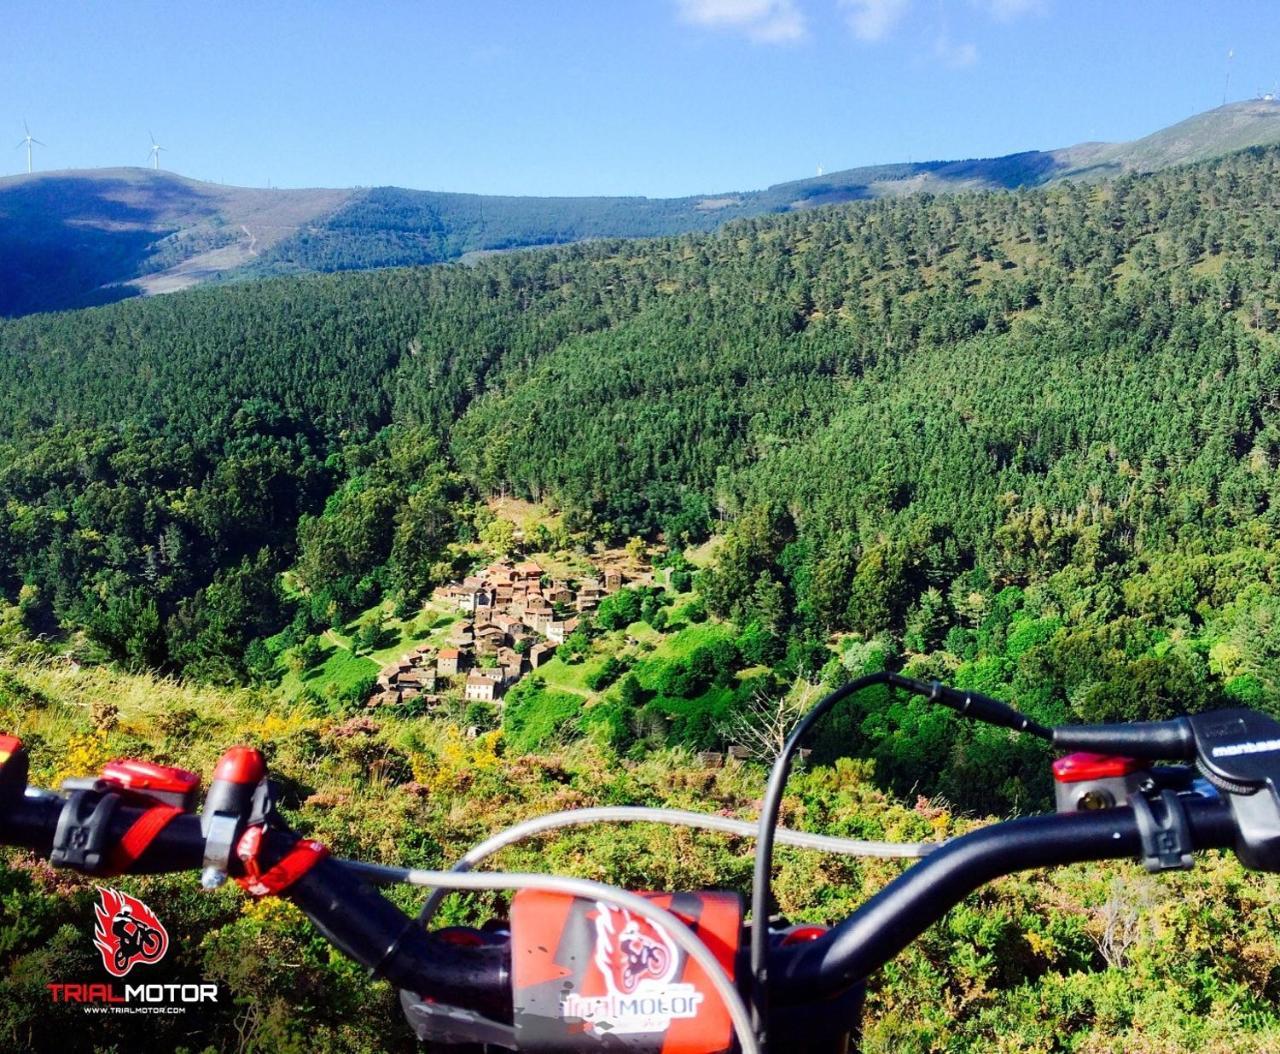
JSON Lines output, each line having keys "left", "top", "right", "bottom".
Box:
{"left": 1128, "top": 789, "right": 1193, "bottom": 872}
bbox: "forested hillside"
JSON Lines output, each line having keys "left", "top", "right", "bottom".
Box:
{"left": 5, "top": 145, "right": 1280, "bottom": 804}
{"left": 11, "top": 128, "right": 1280, "bottom": 1054}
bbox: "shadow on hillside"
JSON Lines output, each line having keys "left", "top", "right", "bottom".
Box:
{"left": 0, "top": 174, "right": 212, "bottom": 316}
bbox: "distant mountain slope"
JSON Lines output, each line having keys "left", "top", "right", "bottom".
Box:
{"left": 1066, "top": 99, "right": 1280, "bottom": 178}
{"left": 0, "top": 168, "right": 352, "bottom": 315}
{"left": 4, "top": 100, "right": 1280, "bottom": 317}
{"left": 238, "top": 185, "right": 741, "bottom": 279}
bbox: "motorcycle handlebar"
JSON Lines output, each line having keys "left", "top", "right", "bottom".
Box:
{"left": 0, "top": 790, "right": 513, "bottom": 1020}
{"left": 768, "top": 794, "right": 1238, "bottom": 1002}
{"left": 0, "top": 784, "right": 1243, "bottom": 1023}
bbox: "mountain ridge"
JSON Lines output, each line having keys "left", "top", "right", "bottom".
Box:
{"left": 4, "top": 99, "right": 1280, "bottom": 317}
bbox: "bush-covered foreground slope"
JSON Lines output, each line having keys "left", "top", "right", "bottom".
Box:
{"left": 3, "top": 657, "right": 1280, "bottom": 1054}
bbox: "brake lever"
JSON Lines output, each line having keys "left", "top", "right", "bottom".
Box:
{"left": 200, "top": 747, "right": 270, "bottom": 888}
{"left": 1052, "top": 717, "right": 1195, "bottom": 759}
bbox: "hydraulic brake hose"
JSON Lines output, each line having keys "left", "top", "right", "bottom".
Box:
{"left": 749, "top": 672, "right": 1052, "bottom": 1048}
{"left": 406, "top": 805, "right": 935, "bottom": 932}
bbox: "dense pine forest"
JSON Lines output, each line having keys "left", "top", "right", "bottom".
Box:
{"left": 8, "top": 143, "right": 1280, "bottom": 1052}
{"left": 6, "top": 147, "right": 1280, "bottom": 748}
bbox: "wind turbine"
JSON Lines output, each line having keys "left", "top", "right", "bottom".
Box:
{"left": 146, "top": 132, "right": 166, "bottom": 170}
{"left": 16, "top": 121, "right": 43, "bottom": 174}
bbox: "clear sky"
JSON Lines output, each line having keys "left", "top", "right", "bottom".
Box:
{"left": 4, "top": 1, "right": 1280, "bottom": 197}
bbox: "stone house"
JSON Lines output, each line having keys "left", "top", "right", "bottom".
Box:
{"left": 524, "top": 595, "right": 553, "bottom": 618}
{"left": 399, "top": 668, "right": 436, "bottom": 693}
{"left": 377, "top": 661, "right": 411, "bottom": 688}
{"left": 514, "top": 560, "right": 543, "bottom": 583}
{"left": 457, "top": 588, "right": 494, "bottom": 615}
{"left": 485, "top": 561, "right": 514, "bottom": 583}
{"left": 529, "top": 641, "right": 558, "bottom": 668}
{"left": 465, "top": 672, "right": 499, "bottom": 702}
{"left": 492, "top": 614, "right": 521, "bottom": 639}
{"left": 545, "top": 584, "right": 574, "bottom": 605}
{"left": 496, "top": 646, "right": 525, "bottom": 674}
{"left": 437, "top": 648, "right": 464, "bottom": 677}
{"left": 475, "top": 623, "right": 505, "bottom": 655}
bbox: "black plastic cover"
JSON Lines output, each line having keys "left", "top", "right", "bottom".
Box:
{"left": 1187, "top": 708, "right": 1280, "bottom": 870}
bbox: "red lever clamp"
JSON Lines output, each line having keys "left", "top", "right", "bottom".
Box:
{"left": 50, "top": 754, "right": 195, "bottom": 875}
{"left": 100, "top": 759, "right": 201, "bottom": 810}
{"left": 60, "top": 758, "right": 201, "bottom": 811}
{"left": 234, "top": 825, "right": 329, "bottom": 897}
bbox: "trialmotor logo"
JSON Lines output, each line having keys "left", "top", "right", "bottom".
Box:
{"left": 561, "top": 903, "right": 704, "bottom": 1036}
{"left": 92, "top": 887, "right": 169, "bottom": 977}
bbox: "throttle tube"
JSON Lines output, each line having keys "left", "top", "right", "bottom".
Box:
{"left": 283, "top": 856, "right": 512, "bottom": 1021}
{"left": 0, "top": 794, "right": 209, "bottom": 870}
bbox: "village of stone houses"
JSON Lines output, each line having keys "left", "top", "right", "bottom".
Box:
{"left": 369, "top": 556, "right": 638, "bottom": 710}
{"left": 285, "top": 506, "right": 755, "bottom": 762}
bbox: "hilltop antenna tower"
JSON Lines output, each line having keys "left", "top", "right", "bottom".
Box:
{"left": 147, "top": 132, "right": 166, "bottom": 170}
{"left": 1223, "top": 49, "right": 1234, "bottom": 106}
{"left": 16, "top": 120, "right": 43, "bottom": 174}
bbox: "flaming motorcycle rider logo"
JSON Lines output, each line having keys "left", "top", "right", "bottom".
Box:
{"left": 599, "top": 906, "right": 675, "bottom": 994}
{"left": 92, "top": 888, "right": 169, "bottom": 977}
{"left": 560, "top": 902, "right": 703, "bottom": 1035}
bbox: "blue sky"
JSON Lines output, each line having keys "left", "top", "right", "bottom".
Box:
{"left": 4, "top": 1, "right": 1279, "bottom": 196}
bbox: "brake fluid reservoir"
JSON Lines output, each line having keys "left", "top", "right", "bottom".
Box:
{"left": 1053, "top": 752, "right": 1146, "bottom": 812}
